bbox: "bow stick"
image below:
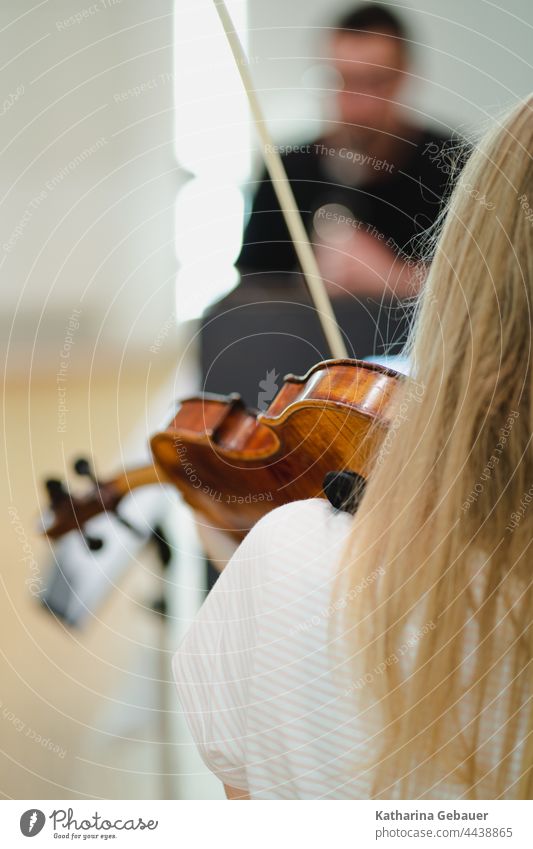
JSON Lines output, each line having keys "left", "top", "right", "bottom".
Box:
{"left": 212, "top": 0, "right": 348, "bottom": 359}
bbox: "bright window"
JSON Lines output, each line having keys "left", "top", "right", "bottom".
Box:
{"left": 174, "top": 0, "right": 250, "bottom": 321}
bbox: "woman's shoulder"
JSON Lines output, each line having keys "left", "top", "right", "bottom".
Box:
{"left": 244, "top": 498, "right": 354, "bottom": 587}
{"left": 199, "top": 499, "right": 354, "bottom": 618}
{"left": 253, "top": 497, "right": 353, "bottom": 544}
{"left": 258, "top": 495, "right": 352, "bottom": 526}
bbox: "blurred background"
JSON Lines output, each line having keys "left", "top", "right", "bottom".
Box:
{"left": 1, "top": 0, "right": 531, "bottom": 799}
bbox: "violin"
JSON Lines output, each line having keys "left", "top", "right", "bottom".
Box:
{"left": 40, "top": 1, "right": 405, "bottom": 553}
{"left": 42, "top": 358, "right": 401, "bottom": 547}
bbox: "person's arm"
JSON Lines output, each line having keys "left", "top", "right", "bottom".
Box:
{"left": 172, "top": 515, "right": 265, "bottom": 798}
{"left": 173, "top": 499, "right": 354, "bottom": 799}
{"left": 315, "top": 227, "right": 425, "bottom": 299}
{"left": 239, "top": 172, "right": 425, "bottom": 298}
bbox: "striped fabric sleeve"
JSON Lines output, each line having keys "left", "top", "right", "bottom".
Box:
{"left": 172, "top": 514, "right": 266, "bottom": 791}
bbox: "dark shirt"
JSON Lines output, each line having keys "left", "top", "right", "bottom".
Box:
{"left": 238, "top": 128, "right": 458, "bottom": 274}
{"left": 200, "top": 127, "right": 462, "bottom": 408}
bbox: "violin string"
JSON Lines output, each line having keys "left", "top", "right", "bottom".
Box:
{"left": 212, "top": 0, "right": 348, "bottom": 360}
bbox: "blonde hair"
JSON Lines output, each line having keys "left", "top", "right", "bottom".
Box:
{"left": 335, "top": 96, "right": 533, "bottom": 799}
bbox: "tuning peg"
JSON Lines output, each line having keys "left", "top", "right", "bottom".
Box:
{"left": 73, "top": 457, "right": 98, "bottom": 485}
{"left": 81, "top": 532, "right": 104, "bottom": 551}
{"left": 73, "top": 457, "right": 145, "bottom": 539}
{"left": 151, "top": 524, "right": 172, "bottom": 567}
{"left": 113, "top": 511, "right": 145, "bottom": 537}
{"left": 149, "top": 596, "right": 167, "bottom": 618}
{"left": 45, "top": 478, "right": 69, "bottom": 507}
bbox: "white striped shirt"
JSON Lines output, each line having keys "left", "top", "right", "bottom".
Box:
{"left": 172, "top": 498, "right": 384, "bottom": 799}
{"left": 172, "top": 498, "right": 526, "bottom": 799}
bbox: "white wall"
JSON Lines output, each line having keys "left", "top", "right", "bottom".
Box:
{"left": 0, "top": 0, "right": 179, "bottom": 373}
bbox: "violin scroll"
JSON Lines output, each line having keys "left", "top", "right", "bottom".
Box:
{"left": 41, "top": 458, "right": 163, "bottom": 547}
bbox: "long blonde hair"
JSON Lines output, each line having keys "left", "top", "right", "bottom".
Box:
{"left": 336, "top": 96, "right": 533, "bottom": 799}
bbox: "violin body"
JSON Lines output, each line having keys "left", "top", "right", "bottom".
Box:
{"left": 42, "top": 358, "right": 401, "bottom": 546}
{"left": 151, "top": 358, "right": 400, "bottom": 540}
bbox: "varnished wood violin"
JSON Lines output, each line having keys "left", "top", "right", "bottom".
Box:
{"left": 42, "top": 358, "right": 401, "bottom": 547}
{"left": 40, "top": 1, "right": 406, "bottom": 555}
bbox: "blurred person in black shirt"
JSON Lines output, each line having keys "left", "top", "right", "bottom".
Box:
{"left": 239, "top": 3, "right": 459, "bottom": 302}
{"left": 201, "top": 3, "right": 464, "bottom": 413}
